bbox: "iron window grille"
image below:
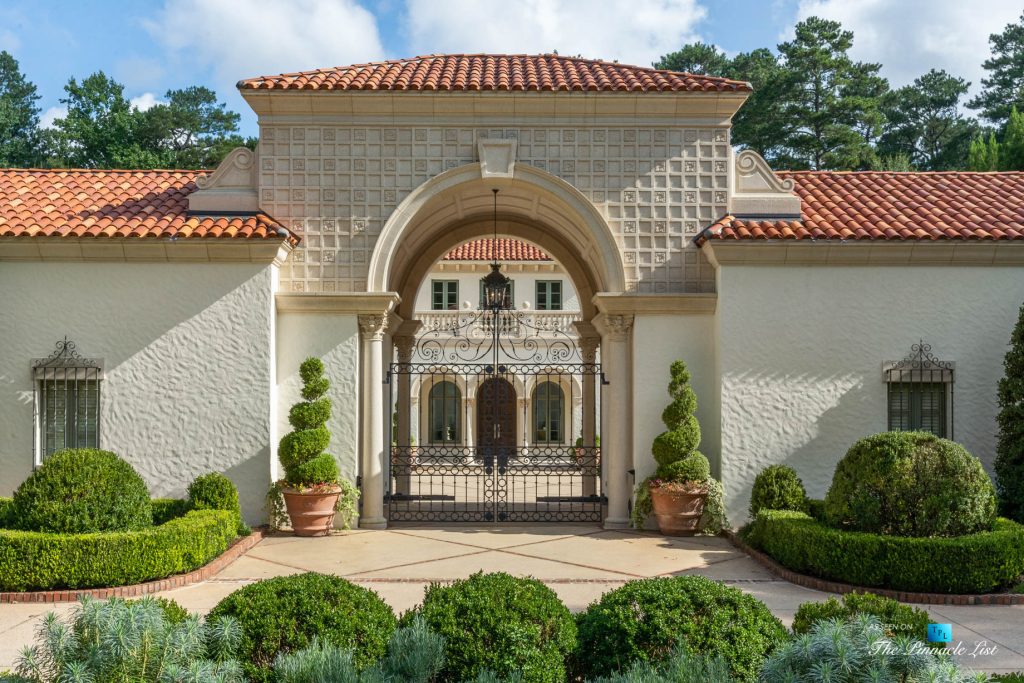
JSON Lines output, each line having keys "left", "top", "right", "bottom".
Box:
{"left": 431, "top": 280, "right": 459, "bottom": 310}
{"left": 535, "top": 280, "right": 563, "bottom": 311}
{"left": 883, "top": 341, "right": 954, "bottom": 439}
{"left": 32, "top": 337, "right": 103, "bottom": 465}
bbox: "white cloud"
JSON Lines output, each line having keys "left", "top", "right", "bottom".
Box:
{"left": 40, "top": 106, "right": 67, "bottom": 129}
{"left": 402, "top": 0, "right": 708, "bottom": 68}
{"left": 130, "top": 92, "right": 163, "bottom": 112}
{"left": 147, "top": 0, "right": 386, "bottom": 84}
{"left": 794, "top": 0, "right": 1021, "bottom": 97}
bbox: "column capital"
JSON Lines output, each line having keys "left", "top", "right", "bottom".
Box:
{"left": 358, "top": 313, "right": 388, "bottom": 341}
{"left": 598, "top": 313, "right": 634, "bottom": 341}
{"left": 579, "top": 335, "right": 600, "bottom": 363}
{"left": 394, "top": 335, "right": 416, "bottom": 362}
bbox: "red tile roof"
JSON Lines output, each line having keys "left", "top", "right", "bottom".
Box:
{"left": 444, "top": 239, "right": 551, "bottom": 261}
{"left": 238, "top": 54, "right": 751, "bottom": 93}
{"left": 699, "top": 171, "right": 1024, "bottom": 243}
{"left": 0, "top": 169, "right": 296, "bottom": 244}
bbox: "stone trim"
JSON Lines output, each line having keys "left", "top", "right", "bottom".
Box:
{"left": 725, "top": 530, "right": 1024, "bottom": 606}
{"left": 276, "top": 292, "right": 400, "bottom": 314}
{"left": 0, "top": 529, "right": 264, "bottom": 604}
{"left": 0, "top": 239, "right": 293, "bottom": 265}
{"left": 702, "top": 241, "right": 1024, "bottom": 267}
{"left": 593, "top": 293, "right": 717, "bottom": 314}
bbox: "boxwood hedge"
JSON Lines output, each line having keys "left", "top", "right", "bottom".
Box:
{"left": 0, "top": 509, "right": 236, "bottom": 591}
{"left": 747, "top": 510, "right": 1024, "bottom": 594}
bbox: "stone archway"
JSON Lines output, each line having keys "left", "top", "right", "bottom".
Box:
{"left": 359, "top": 162, "right": 633, "bottom": 529}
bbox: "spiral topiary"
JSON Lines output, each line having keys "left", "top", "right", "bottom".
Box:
{"left": 651, "top": 360, "right": 709, "bottom": 482}
{"left": 279, "top": 358, "right": 339, "bottom": 488}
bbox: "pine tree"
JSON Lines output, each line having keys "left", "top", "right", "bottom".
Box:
{"left": 988, "top": 133, "right": 1002, "bottom": 170}
{"left": 0, "top": 51, "right": 42, "bottom": 166}
{"left": 1000, "top": 106, "right": 1024, "bottom": 170}
{"left": 970, "top": 12, "right": 1024, "bottom": 124}
{"left": 968, "top": 136, "right": 991, "bottom": 171}
{"left": 995, "top": 302, "right": 1024, "bottom": 522}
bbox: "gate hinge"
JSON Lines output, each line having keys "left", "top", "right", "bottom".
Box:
{"left": 356, "top": 475, "right": 362, "bottom": 487}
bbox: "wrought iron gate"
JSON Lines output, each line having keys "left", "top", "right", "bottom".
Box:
{"left": 386, "top": 308, "right": 603, "bottom": 522}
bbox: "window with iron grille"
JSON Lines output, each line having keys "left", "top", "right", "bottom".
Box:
{"left": 32, "top": 338, "right": 103, "bottom": 464}
{"left": 884, "top": 341, "right": 954, "bottom": 439}
{"left": 535, "top": 280, "right": 563, "bottom": 310}
{"left": 431, "top": 280, "right": 459, "bottom": 310}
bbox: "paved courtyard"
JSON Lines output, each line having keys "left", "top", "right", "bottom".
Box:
{"left": 0, "top": 526, "right": 1021, "bottom": 675}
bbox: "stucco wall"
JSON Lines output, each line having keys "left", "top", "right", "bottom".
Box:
{"left": 0, "top": 262, "right": 276, "bottom": 523}
{"left": 716, "top": 264, "right": 1024, "bottom": 524}
{"left": 275, "top": 312, "right": 361, "bottom": 484}
{"left": 631, "top": 312, "right": 718, "bottom": 483}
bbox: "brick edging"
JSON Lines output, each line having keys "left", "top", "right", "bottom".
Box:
{"left": 724, "top": 530, "right": 1024, "bottom": 606}
{"left": 0, "top": 529, "right": 265, "bottom": 604}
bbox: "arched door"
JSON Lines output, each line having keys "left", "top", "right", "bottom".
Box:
{"left": 476, "top": 377, "right": 516, "bottom": 470}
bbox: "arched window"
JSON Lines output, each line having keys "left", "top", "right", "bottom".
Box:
{"left": 429, "top": 381, "right": 461, "bottom": 444}
{"left": 533, "top": 382, "right": 564, "bottom": 444}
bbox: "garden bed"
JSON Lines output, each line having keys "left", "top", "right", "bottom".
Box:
{"left": 0, "top": 507, "right": 242, "bottom": 593}
{"left": 739, "top": 510, "right": 1024, "bottom": 599}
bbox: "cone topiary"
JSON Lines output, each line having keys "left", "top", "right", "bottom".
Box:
{"left": 279, "top": 358, "right": 339, "bottom": 488}
{"left": 651, "top": 360, "right": 709, "bottom": 482}
{"left": 996, "top": 301, "right": 1024, "bottom": 522}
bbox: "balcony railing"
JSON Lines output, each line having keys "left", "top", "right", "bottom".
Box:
{"left": 416, "top": 310, "right": 582, "bottom": 337}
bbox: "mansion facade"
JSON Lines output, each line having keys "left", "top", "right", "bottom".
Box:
{"left": 1, "top": 54, "right": 1023, "bottom": 527}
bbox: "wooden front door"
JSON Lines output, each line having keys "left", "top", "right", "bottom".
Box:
{"left": 477, "top": 377, "right": 516, "bottom": 469}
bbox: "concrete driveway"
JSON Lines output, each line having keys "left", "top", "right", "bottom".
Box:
{"left": 1, "top": 526, "right": 1020, "bottom": 676}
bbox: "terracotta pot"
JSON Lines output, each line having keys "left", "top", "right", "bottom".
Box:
{"left": 649, "top": 484, "right": 708, "bottom": 536}
{"left": 283, "top": 486, "right": 341, "bottom": 537}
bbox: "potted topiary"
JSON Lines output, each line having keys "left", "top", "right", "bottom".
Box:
{"left": 271, "top": 358, "right": 358, "bottom": 536}
{"left": 633, "top": 360, "right": 725, "bottom": 535}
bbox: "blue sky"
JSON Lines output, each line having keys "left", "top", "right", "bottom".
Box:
{"left": 1, "top": 0, "right": 1020, "bottom": 137}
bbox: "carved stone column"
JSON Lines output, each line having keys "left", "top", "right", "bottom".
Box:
{"left": 598, "top": 314, "right": 633, "bottom": 529}
{"left": 392, "top": 334, "right": 415, "bottom": 496}
{"left": 358, "top": 313, "right": 389, "bottom": 529}
{"left": 580, "top": 335, "right": 600, "bottom": 497}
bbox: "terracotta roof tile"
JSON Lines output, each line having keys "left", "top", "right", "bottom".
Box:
{"left": 443, "top": 238, "right": 550, "bottom": 261}
{"left": 238, "top": 54, "right": 751, "bottom": 93}
{"left": 0, "top": 169, "right": 296, "bottom": 244}
{"left": 698, "top": 171, "right": 1024, "bottom": 243}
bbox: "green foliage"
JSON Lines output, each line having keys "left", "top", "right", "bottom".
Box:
{"left": 589, "top": 644, "right": 737, "bottom": 683}
{"left": 279, "top": 358, "right": 342, "bottom": 488}
{"left": 401, "top": 571, "right": 576, "bottom": 683}
{"left": 151, "top": 498, "right": 191, "bottom": 525}
{"left": 12, "top": 449, "right": 152, "bottom": 534}
{"left": 877, "top": 69, "right": 977, "bottom": 170}
{"left": 747, "top": 510, "right": 1024, "bottom": 593}
{"left": 188, "top": 472, "right": 248, "bottom": 536}
{"left": 274, "top": 616, "right": 446, "bottom": 683}
{"left": 1002, "top": 107, "right": 1024, "bottom": 170}
{"left": 574, "top": 576, "right": 787, "bottom": 682}
{"left": 0, "top": 51, "right": 42, "bottom": 166}
{"left": 804, "top": 498, "right": 825, "bottom": 521}
{"left": 656, "top": 452, "right": 710, "bottom": 482}
{"left": 759, "top": 615, "right": 976, "bottom": 683}
{"left": 148, "top": 596, "right": 191, "bottom": 625}
{"left": 969, "top": 132, "right": 1002, "bottom": 171}
{"left": 0, "top": 509, "right": 236, "bottom": 591}
{"left": 997, "top": 302, "right": 1024, "bottom": 522}
{"left": 0, "top": 497, "right": 13, "bottom": 528}
{"left": 655, "top": 43, "right": 732, "bottom": 77}
{"left": 651, "top": 361, "right": 702, "bottom": 474}
{"left": 8, "top": 596, "right": 242, "bottom": 683}
{"left": 791, "top": 593, "right": 935, "bottom": 646}
{"left": 749, "top": 465, "right": 807, "bottom": 518}
{"left": 208, "top": 573, "right": 396, "bottom": 682}
{"left": 824, "top": 431, "right": 997, "bottom": 537}
{"left": 137, "top": 86, "right": 248, "bottom": 169}
{"left": 969, "top": 12, "right": 1024, "bottom": 124}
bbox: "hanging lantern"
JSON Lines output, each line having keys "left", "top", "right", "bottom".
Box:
{"left": 480, "top": 188, "right": 512, "bottom": 311}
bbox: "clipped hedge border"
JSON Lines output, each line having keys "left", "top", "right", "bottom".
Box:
{"left": 0, "top": 509, "right": 239, "bottom": 592}
{"left": 744, "top": 510, "right": 1024, "bottom": 596}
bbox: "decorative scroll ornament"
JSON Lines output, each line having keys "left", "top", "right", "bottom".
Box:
{"left": 885, "top": 340, "right": 954, "bottom": 383}
{"left": 32, "top": 337, "right": 100, "bottom": 369}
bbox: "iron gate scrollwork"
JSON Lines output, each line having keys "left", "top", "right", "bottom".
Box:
{"left": 386, "top": 308, "right": 604, "bottom": 522}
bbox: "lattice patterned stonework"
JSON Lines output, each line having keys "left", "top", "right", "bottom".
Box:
{"left": 259, "top": 126, "right": 729, "bottom": 293}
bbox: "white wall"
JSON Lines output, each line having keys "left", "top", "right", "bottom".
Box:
{"left": 631, "top": 313, "right": 718, "bottom": 484}
{"left": 716, "top": 264, "right": 1024, "bottom": 524}
{"left": 275, "top": 313, "right": 361, "bottom": 484}
{"left": 0, "top": 262, "right": 276, "bottom": 523}
{"left": 413, "top": 265, "right": 580, "bottom": 312}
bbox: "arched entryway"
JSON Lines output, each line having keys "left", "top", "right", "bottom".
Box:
{"left": 358, "top": 162, "right": 633, "bottom": 529}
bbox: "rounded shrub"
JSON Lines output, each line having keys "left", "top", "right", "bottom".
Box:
{"left": 824, "top": 431, "right": 997, "bottom": 537}
{"left": 791, "top": 593, "right": 935, "bottom": 645}
{"left": 208, "top": 572, "right": 396, "bottom": 682}
{"left": 146, "top": 596, "right": 191, "bottom": 625}
{"left": 187, "top": 472, "right": 247, "bottom": 535}
{"left": 12, "top": 449, "right": 152, "bottom": 533}
{"left": 574, "top": 575, "right": 787, "bottom": 682}
{"left": 401, "top": 571, "right": 576, "bottom": 683}
{"left": 749, "top": 464, "right": 807, "bottom": 517}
